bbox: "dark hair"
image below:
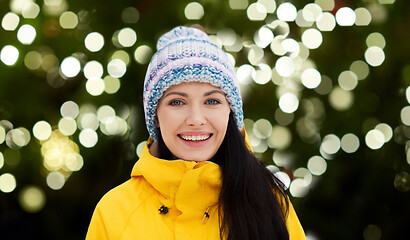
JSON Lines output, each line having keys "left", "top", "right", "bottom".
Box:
{"left": 157, "top": 112, "right": 289, "bottom": 240}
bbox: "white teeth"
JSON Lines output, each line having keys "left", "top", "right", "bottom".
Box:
{"left": 180, "top": 134, "right": 211, "bottom": 141}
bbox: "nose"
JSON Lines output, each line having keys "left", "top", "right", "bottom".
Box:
{"left": 186, "top": 105, "right": 206, "bottom": 126}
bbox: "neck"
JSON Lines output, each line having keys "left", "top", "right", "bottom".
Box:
{"left": 148, "top": 141, "right": 160, "bottom": 158}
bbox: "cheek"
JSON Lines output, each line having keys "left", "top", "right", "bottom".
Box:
{"left": 210, "top": 108, "right": 230, "bottom": 133}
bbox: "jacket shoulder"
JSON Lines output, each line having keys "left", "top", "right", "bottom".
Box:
{"left": 86, "top": 177, "right": 155, "bottom": 240}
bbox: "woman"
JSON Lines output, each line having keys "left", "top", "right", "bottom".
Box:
{"left": 86, "top": 26, "right": 306, "bottom": 240}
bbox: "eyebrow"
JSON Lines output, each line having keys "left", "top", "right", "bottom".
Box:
{"left": 203, "top": 90, "right": 225, "bottom": 97}
{"left": 163, "top": 90, "right": 225, "bottom": 98}
{"left": 163, "top": 92, "right": 188, "bottom": 98}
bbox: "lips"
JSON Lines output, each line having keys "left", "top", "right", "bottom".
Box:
{"left": 178, "top": 133, "right": 212, "bottom": 142}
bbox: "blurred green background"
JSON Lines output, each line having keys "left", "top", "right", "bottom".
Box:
{"left": 0, "top": 0, "right": 409, "bottom": 239}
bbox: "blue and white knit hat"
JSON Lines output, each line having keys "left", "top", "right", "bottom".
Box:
{"left": 143, "top": 26, "right": 243, "bottom": 141}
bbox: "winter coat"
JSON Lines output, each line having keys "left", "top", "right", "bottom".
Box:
{"left": 86, "top": 138, "right": 306, "bottom": 240}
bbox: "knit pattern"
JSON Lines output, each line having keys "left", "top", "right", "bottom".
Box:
{"left": 143, "top": 26, "right": 243, "bottom": 141}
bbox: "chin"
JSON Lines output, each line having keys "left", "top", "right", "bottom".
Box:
{"left": 178, "top": 153, "right": 213, "bottom": 162}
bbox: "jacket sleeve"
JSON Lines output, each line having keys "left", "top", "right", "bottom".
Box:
{"left": 85, "top": 205, "right": 109, "bottom": 240}
{"left": 287, "top": 200, "right": 306, "bottom": 240}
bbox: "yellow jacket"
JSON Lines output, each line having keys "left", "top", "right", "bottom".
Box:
{"left": 86, "top": 139, "right": 306, "bottom": 239}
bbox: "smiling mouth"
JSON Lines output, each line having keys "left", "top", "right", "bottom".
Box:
{"left": 178, "top": 134, "right": 213, "bottom": 142}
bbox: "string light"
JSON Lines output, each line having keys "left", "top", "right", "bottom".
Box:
{"left": 0, "top": 0, "right": 403, "bottom": 210}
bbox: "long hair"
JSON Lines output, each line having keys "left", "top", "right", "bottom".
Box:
{"left": 156, "top": 112, "right": 290, "bottom": 240}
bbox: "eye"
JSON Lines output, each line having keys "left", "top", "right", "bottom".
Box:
{"left": 206, "top": 99, "right": 221, "bottom": 105}
{"left": 169, "top": 100, "right": 184, "bottom": 106}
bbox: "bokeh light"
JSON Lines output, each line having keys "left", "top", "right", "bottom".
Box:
{"left": 185, "top": 2, "right": 204, "bottom": 20}
{"left": 60, "top": 101, "right": 79, "bottom": 118}
{"left": 253, "top": 64, "right": 272, "bottom": 84}
{"left": 350, "top": 60, "right": 370, "bottom": 80}
{"left": 229, "top": 0, "right": 248, "bottom": 10}
{"left": 9, "top": 0, "right": 32, "bottom": 13}
{"left": 336, "top": 7, "right": 356, "bottom": 26}
{"left": 46, "top": 171, "right": 65, "bottom": 190}
{"left": 302, "top": 28, "right": 323, "bottom": 49}
{"left": 320, "top": 134, "right": 341, "bottom": 156}
{"left": 60, "top": 56, "right": 81, "bottom": 78}
{"left": 275, "top": 108, "right": 294, "bottom": 126}
{"left": 43, "top": 0, "right": 68, "bottom": 16}
{"left": 17, "top": 24, "right": 36, "bottom": 45}
{"left": 103, "top": 76, "right": 121, "bottom": 94}
{"left": 268, "top": 125, "right": 292, "bottom": 149}
{"left": 247, "top": 45, "right": 264, "bottom": 65}
{"left": 33, "top": 121, "right": 52, "bottom": 141}
{"left": 134, "top": 45, "right": 153, "bottom": 64}
{"left": 341, "top": 133, "right": 360, "bottom": 153}
{"left": 22, "top": 2, "right": 40, "bottom": 19}
{"left": 84, "top": 60, "right": 104, "bottom": 80}
{"left": 0, "top": 127, "right": 5, "bottom": 144}
{"left": 78, "top": 112, "right": 99, "bottom": 130}
{"left": 121, "top": 7, "right": 139, "bottom": 24}
{"left": 237, "top": 64, "right": 254, "bottom": 85}
{"left": 308, "top": 156, "right": 327, "bottom": 176}
{"left": 59, "top": 11, "right": 78, "bottom": 29}
{"left": 363, "top": 224, "right": 382, "bottom": 240}
{"left": 118, "top": 27, "right": 137, "bottom": 47}
{"left": 366, "top": 32, "right": 386, "bottom": 49}
{"left": 254, "top": 26, "right": 273, "bottom": 48}
{"left": 365, "top": 46, "right": 385, "bottom": 67}
{"left": 107, "top": 59, "right": 126, "bottom": 78}
{"left": 279, "top": 93, "right": 299, "bottom": 113}
{"left": 259, "top": 0, "right": 276, "bottom": 13}
{"left": 41, "top": 130, "right": 82, "bottom": 173}
{"left": 247, "top": 2, "right": 267, "bottom": 21}
{"left": 281, "top": 38, "right": 299, "bottom": 57}
{"left": 18, "top": 186, "right": 46, "bottom": 213}
{"left": 58, "top": 117, "right": 77, "bottom": 136}
{"left": 253, "top": 119, "right": 272, "bottom": 139}
{"left": 0, "top": 152, "right": 4, "bottom": 169}
{"left": 400, "top": 106, "right": 410, "bottom": 125}
{"left": 316, "top": 12, "right": 336, "bottom": 31}
{"left": 111, "top": 50, "right": 130, "bottom": 66}
{"left": 24, "top": 51, "right": 42, "bottom": 70}
{"left": 365, "top": 129, "right": 385, "bottom": 150}
{"left": 135, "top": 141, "right": 146, "bottom": 158}
{"left": 302, "top": 3, "right": 322, "bottom": 22}
{"left": 275, "top": 56, "right": 296, "bottom": 77}
{"left": 277, "top": 3, "right": 297, "bottom": 22}
{"left": 338, "top": 71, "right": 358, "bottom": 91}
{"left": 301, "top": 68, "right": 321, "bottom": 89}
{"left": 79, "top": 129, "right": 98, "bottom": 148}
{"left": 85, "top": 32, "right": 105, "bottom": 52}
{"left": 394, "top": 172, "right": 410, "bottom": 192}
{"left": 290, "top": 178, "right": 309, "bottom": 197}
{"left": 406, "top": 86, "right": 410, "bottom": 104}
{"left": 0, "top": 173, "right": 17, "bottom": 193}
{"left": 329, "top": 87, "right": 354, "bottom": 111}
{"left": 375, "top": 123, "right": 393, "bottom": 142}
{"left": 7, "top": 127, "right": 31, "bottom": 148}
{"left": 86, "top": 78, "right": 105, "bottom": 96}
{"left": 355, "top": 7, "right": 372, "bottom": 26}
{"left": 1, "top": 45, "right": 19, "bottom": 66}
{"left": 296, "top": 10, "right": 314, "bottom": 28}
{"left": 2, "top": 12, "right": 20, "bottom": 31}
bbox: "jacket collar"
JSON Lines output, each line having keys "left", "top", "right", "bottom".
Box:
{"left": 131, "top": 138, "right": 222, "bottom": 201}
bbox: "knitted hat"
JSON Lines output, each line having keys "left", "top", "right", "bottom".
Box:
{"left": 143, "top": 26, "right": 243, "bottom": 141}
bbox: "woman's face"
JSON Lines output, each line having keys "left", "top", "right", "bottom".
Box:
{"left": 156, "top": 82, "right": 231, "bottom": 161}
